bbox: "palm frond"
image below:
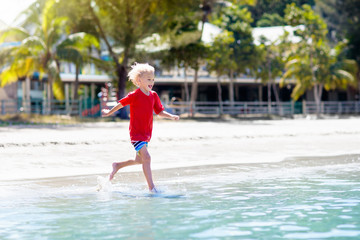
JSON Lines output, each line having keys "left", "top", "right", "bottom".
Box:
{"left": 0, "top": 27, "right": 29, "bottom": 43}
{"left": 284, "top": 58, "right": 300, "bottom": 69}
{"left": 47, "top": 60, "right": 64, "bottom": 100}
{"left": 46, "top": 17, "right": 68, "bottom": 47}
{"left": 42, "top": 0, "right": 56, "bottom": 36}
{"left": 21, "top": 36, "right": 46, "bottom": 52}
{"left": 335, "top": 69, "right": 354, "bottom": 81}
{"left": 66, "top": 32, "right": 100, "bottom": 49}
{"left": 0, "top": 46, "right": 14, "bottom": 66}
{"left": 52, "top": 76, "right": 65, "bottom": 100}
{"left": 0, "top": 67, "right": 19, "bottom": 87}
{"left": 291, "top": 83, "right": 307, "bottom": 101}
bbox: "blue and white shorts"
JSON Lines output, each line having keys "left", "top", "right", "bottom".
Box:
{"left": 131, "top": 141, "right": 148, "bottom": 152}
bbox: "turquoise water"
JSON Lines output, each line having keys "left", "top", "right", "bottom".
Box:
{"left": 1, "top": 155, "right": 360, "bottom": 239}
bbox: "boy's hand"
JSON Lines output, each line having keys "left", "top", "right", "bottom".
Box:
{"left": 158, "top": 110, "right": 180, "bottom": 120}
{"left": 101, "top": 109, "right": 111, "bottom": 117}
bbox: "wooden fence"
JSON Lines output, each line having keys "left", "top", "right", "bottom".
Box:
{"left": 0, "top": 99, "right": 100, "bottom": 117}
{"left": 166, "top": 101, "right": 360, "bottom": 116}
{"left": 1, "top": 99, "right": 360, "bottom": 117}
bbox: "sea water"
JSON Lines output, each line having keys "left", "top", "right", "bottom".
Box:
{"left": 1, "top": 155, "right": 360, "bottom": 239}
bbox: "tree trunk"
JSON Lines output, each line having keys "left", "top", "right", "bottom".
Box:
{"left": 24, "top": 77, "right": 31, "bottom": 113}
{"left": 309, "top": 46, "right": 321, "bottom": 115}
{"left": 73, "top": 64, "right": 80, "bottom": 100}
{"left": 229, "top": 69, "right": 234, "bottom": 104}
{"left": 117, "top": 64, "right": 127, "bottom": 99}
{"left": 272, "top": 82, "right": 281, "bottom": 115}
{"left": 116, "top": 61, "right": 129, "bottom": 119}
{"left": 190, "top": 68, "right": 199, "bottom": 117}
{"left": 267, "top": 57, "right": 272, "bottom": 113}
{"left": 357, "top": 65, "right": 360, "bottom": 99}
{"left": 272, "top": 82, "right": 280, "bottom": 103}
{"left": 267, "top": 82, "right": 271, "bottom": 113}
{"left": 117, "top": 50, "right": 129, "bottom": 100}
{"left": 217, "top": 75, "right": 223, "bottom": 116}
{"left": 47, "top": 80, "right": 52, "bottom": 114}
{"left": 314, "top": 83, "right": 323, "bottom": 115}
{"left": 184, "top": 66, "right": 189, "bottom": 102}
{"left": 68, "top": 64, "right": 80, "bottom": 115}
{"left": 267, "top": 57, "right": 280, "bottom": 104}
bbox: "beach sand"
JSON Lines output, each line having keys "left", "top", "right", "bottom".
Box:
{"left": 1, "top": 117, "right": 360, "bottom": 182}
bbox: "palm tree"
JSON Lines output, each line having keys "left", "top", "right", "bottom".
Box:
{"left": 281, "top": 43, "right": 357, "bottom": 113}
{"left": 1, "top": 0, "right": 102, "bottom": 115}
{"left": 56, "top": 32, "right": 102, "bottom": 115}
{"left": 0, "top": 0, "right": 67, "bottom": 108}
{"left": 282, "top": 3, "right": 357, "bottom": 115}
{"left": 0, "top": 41, "right": 42, "bottom": 112}
{"left": 57, "top": 32, "right": 100, "bottom": 101}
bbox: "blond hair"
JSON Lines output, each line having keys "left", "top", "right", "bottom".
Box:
{"left": 128, "top": 62, "right": 155, "bottom": 87}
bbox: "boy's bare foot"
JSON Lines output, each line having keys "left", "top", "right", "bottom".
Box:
{"left": 150, "top": 187, "right": 161, "bottom": 194}
{"left": 109, "top": 162, "right": 121, "bottom": 180}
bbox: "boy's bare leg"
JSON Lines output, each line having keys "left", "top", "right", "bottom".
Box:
{"left": 138, "top": 146, "right": 155, "bottom": 191}
{"left": 109, "top": 154, "right": 142, "bottom": 180}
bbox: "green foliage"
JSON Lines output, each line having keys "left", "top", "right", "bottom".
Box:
{"left": 0, "top": 0, "right": 66, "bottom": 100}
{"left": 247, "top": 0, "right": 315, "bottom": 27}
{"left": 285, "top": 3, "right": 328, "bottom": 41}
{"left": 57, "top": 32, "right": 100, "bottom": 64}
{"left": 255, "top": 37, "right": 285, "bottom": 85}
{"left": 206, "top": 30, "right": 236, "bottom": 77}
{"left": 256, "top": 13, "right": 286, "bottom": 27}
{"left": 213, "top": 4, "right": 259, "bottom": 75}
{"left": 281, "top": 3, "right": 356, "bottom": 102}
{"left": 163, "top": 42, "right": 207, "bottom": 71}
{"left": 1, "top": 0, "right": 359, "bottom": 104}
{"left": 337, "top": 0, "right": 360, "bottom": 66}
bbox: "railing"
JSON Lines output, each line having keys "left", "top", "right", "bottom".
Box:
{"left": 167, "top": 101, "right": 297, "bottom": 116}
{"left": 1, "top": 99, "right": 360, "bottom": 117}
{"left": 0, "top": 99, "right": 101, "bottom": 117}
{"left": 303, "top": 101, "right": 360, "bottom": 115}
{"left": 167, "top": 101, "right": 360, "bottom": 116}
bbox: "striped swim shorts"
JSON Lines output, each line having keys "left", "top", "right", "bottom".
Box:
{"left": 131, "top": 141, "right": 148, "bottom": 152}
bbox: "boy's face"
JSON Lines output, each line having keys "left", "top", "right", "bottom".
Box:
{"left": 138, "top": 71, "right": 155, "bottom": 92}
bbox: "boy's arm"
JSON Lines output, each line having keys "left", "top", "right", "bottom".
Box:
{"left": 102, "top": 102, "right": 124, "bottom": 117}
{"left": 158, "top": 110, "right": 180, "bottom": 120}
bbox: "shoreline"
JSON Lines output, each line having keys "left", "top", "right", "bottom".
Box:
{"left": 1, "top": 118, "right": 360, "bottom": 182}
{"left": 1, "top": 153, "right": 358, "bottom": 193}
{"left": 1, "top": 112, "right": 360, "bottom": 126}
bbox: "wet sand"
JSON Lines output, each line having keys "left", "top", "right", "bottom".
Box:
{"left": 1, "top": 117, "right": 360, "bottom": 182}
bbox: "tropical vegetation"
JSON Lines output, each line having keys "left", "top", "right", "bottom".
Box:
{"left": 0, "top": 0, "right": 359, "bottom": 116}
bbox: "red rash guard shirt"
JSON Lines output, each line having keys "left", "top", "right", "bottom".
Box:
{"left": 119, "top": 88, "right": 164, "bottom": 142}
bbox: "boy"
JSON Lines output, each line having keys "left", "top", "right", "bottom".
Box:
{"left": 102, "top": 63, "right": 179, "bottom": 193}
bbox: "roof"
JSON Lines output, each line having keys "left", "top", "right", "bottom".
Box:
{"left": 133, "top": 23, "right": 303, "bottom": 53}
{"left": 154, "top": 76, "right": 289, "bottom": 85}
{"left": 201, "top": 23, "right": 304, "bottom": 45}
{"left": 252, "top": 25, "right": 304, "bottom": 45}
{"left": 60, "top": 73, "right": 111, "bottom": 83}
{"left": 200, "top": 22, "right": 222, "bottom": 44}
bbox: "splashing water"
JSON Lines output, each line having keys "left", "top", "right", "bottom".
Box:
{"left": 96, "top": 176, "right": 113, "bottom": 192}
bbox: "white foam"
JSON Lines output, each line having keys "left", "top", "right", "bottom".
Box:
{"left": 96, "top": 176, "right": 113, "bottom": 192}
